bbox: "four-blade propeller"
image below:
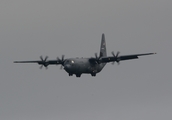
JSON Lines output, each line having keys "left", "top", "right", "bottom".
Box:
{"left": 111, "top": 51, "right": 120, "bottom": 65}
{"left": 39, "top": 56, "right": 49, "bottom": 69}
{"left": 57, "top": 55, "right": 65, "bottom": 69}
{"left": 90, "top": 52, "right": 121, "bottom": 64}
{"left": 39, "top": 55, "right": 66, "bottom": 69}
{"left": 94, "top": 53, "right": 101, "bottom": 64}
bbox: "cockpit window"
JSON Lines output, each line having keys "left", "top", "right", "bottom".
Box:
{"left": 71, "top": 60, "right": 75, "bottom": 64}
{"left": 65, "top": 60, "right": 70, "bottom": 63}
{"left": 65, "top": 60, "right": 75, "bottom": 64}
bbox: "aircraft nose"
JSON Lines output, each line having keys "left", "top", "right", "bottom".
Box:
{"left": 64, "top": 64, "right": 71, "bottom": 71}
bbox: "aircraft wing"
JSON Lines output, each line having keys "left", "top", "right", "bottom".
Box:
{"left": 101, "top": 53, "right": 156, "bottom": 63}
{"left": 14, "top": 56, "right": 65, "bottom": 69}
{"left": 14, "top": 60, "right": 59, "bottom": 64}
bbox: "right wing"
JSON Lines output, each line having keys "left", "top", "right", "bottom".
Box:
{"left": 14, "top": 56, "right": 65, "bottom": 69}
{"left": 13, "top": 60, "right": 59, "bottom": 64}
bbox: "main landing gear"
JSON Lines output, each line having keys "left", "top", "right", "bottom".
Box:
{"left": 68, "top": 73, "right": 81, "bottom": 77}
{"left": 68, "top": 73, "right": 96, "bottom": 77}
{"left": 91, "top": 73, "right": 96, "bottom": 77}
{"left": 76, "top": 74, "right": 81, "bottom": 77}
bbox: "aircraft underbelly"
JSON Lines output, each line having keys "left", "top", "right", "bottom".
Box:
{"left": 74, "top": 64, "right": 90, "bottom": 74}
{"left": 71, "top": 63, "right": 105, "bottom": 74}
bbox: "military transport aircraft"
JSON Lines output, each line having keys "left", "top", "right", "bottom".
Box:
{"left": 14, "top": 34, "right": 156, "bottom": 77}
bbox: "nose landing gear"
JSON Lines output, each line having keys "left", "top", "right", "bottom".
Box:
{"left": 69, "top": 73, "right": 73, "bottom": 76}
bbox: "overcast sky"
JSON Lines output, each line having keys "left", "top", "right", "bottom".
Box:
{"left": 0, "top": 0, "right": 172, "bottom": 120}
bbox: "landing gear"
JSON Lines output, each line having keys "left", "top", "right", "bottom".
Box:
{"left": 76, "top": 74, "right": 81, "bottom": 77}
{"left": 69, "top": 73, "right": 73, "bottom": 76}
{"left": 68, "top": 73, "right": 81, "bottom": 77}
{"left": 91, "top": 73, "right": 96, "bottom": 77}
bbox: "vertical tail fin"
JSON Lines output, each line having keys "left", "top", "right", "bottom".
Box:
{"left": 100, "top": 33, "right": 107, "bottom": 57}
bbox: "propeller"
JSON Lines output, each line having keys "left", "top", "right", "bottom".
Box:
{"left": 57, "top": 55, "right": 65, "bottom": 69}
{"left": 94, "top": 53, "right": 101, "bottom": 64}
{"left": 111, "top": 51, "right": 120, "bottom": 65}
{"left": 39, "top": 56, "right": 49, "bottom": 69}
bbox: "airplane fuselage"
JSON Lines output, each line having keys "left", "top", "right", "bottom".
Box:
{"left": 63, "top": 58, "right": 106, "bottom": 77}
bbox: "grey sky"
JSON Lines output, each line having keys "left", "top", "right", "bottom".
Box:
{"left": 0, "top": 0, "right": 172, "bottom": 120}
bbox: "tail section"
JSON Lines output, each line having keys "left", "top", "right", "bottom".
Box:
{"left": 100, "top": 34, "right": 107, "bottom": 57}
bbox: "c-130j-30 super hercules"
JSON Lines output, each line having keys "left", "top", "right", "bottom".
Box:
{"left": 14, "top": 34, "right": 156, "bottom": 77}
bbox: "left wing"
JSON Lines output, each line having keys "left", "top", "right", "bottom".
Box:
{"left": 100, "top": 52, "right": 156, "bottom": 64}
